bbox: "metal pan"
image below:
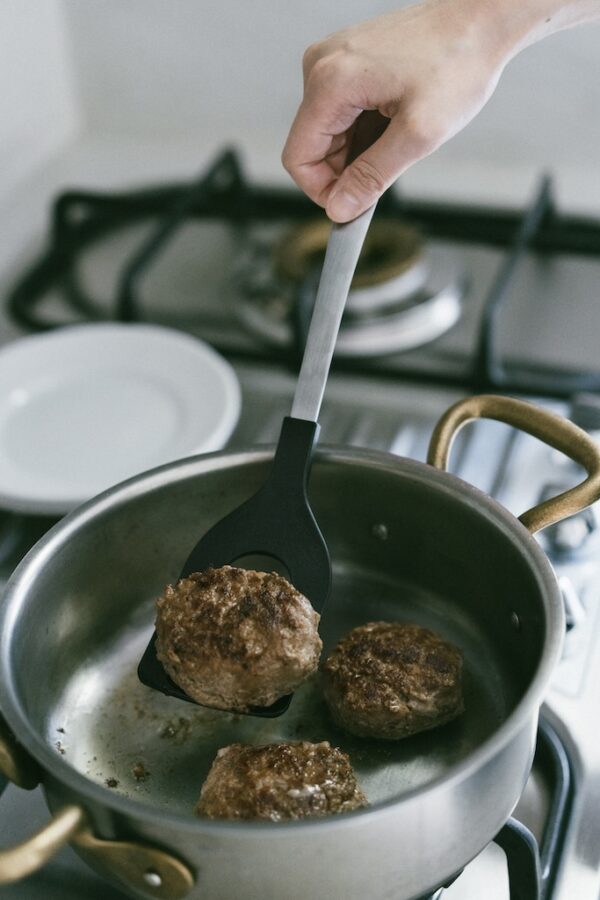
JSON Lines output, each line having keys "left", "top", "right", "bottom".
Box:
{"left": 1, "top": 395, "right": 599, "bottom": 900}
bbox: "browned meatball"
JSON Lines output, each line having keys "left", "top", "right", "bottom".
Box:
{"left": 322, "top": 622, "right": 464, "bottom": 740}
{"left": 196, "top": 741, "right": 368, "bottom": 820}
{"left": 155, "top": 566, "right": 322, "bottom": 712}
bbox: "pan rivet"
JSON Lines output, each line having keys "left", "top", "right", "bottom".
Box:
{"left": 143, "top": 869, "right": 162, "bottom": 888}
{"left": 511, "top": 612, "right": 521, "bottom": 631}
{"left": 372, "top": 523, "right": 388, "bottom": 541}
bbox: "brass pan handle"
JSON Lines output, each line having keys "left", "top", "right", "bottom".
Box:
{"left": 0, "top": 715, "right": 194, "bottom": 897}
{"left": 427, "top": 394, "right": 600, "bottom": 535}
{"left": 0, "top": 804, "right": 85, "bottom": 883}
{"left": 0, "top": 715, "right": 40, "bottom": 790}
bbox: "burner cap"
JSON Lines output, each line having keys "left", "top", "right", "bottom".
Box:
{"left": 234, "top": 221, "right": 467, "bottom": 358}
{"left": 275, "top": 219, "right": 428, "bottom": 314}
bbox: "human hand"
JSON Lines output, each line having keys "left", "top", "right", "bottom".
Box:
{"left": 282, "top": 0, "right": 572, "bottom": 222}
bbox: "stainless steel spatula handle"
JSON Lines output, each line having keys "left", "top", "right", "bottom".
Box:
{"left": 290, "top": 205, "right": 376, "bottom": 423}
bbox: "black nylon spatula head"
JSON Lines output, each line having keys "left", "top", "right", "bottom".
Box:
{"left": 138, "top": 205, "right": 376, "bottom": 717}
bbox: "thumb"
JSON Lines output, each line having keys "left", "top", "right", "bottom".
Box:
{"left": 326, "top": 116, "right": 425, "bottom": 222}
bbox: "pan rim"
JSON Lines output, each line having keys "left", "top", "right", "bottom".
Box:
{"left": 0, "top": 444, "right": 564, "bottom": 833}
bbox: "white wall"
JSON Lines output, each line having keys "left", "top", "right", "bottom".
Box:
{"left": 60, "top": 1, "right": 600, "bottom": 171}
{"left": 0, "top": 0, "right": 78, "bottom": 201}
{"left": 1, "top": 1, "right": 599, "bottom": 210}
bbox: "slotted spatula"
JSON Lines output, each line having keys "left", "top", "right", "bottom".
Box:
{"left": 138, "top": 205, "right": 376, "bottom": 716}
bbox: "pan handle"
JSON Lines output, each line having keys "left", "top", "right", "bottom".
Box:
{"left": 0, "top": 715, "right": 41, "bottom": 791}
{"left": 0, "top": 715, "right": 194, "bottom": 897}
{"left": 427, "top": 394, "right": 600, "bottom": 535}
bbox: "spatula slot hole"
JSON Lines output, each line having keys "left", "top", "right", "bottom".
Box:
{"left": 232, "top": 553, "right": 291, "bottom": 580}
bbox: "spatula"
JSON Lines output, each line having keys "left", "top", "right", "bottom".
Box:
{"left": 138, "top": 204, "right": 376, "bottom": 717}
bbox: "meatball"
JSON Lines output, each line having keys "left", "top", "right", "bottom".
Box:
{"left": 155, "top": 566, "right": 322, "bottom": 712}
{"left": 322, "top": 622, "right": 464, "bottom": 740}
{"left": 196, "top": 741, "right": 368, "bottom": 820}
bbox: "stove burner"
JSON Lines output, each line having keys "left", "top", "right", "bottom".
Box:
{"left": 235, "top": 219, "right": 467, "bottom": 357}
{"left": 275, "top": 219, "right": 428, "bottom": 313}
{"left": 8, "top": 148, "right": 600, "bottom": 396}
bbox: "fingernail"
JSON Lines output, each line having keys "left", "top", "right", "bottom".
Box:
{"left": 327, "top": 189, "right": 361, "bottom": 222}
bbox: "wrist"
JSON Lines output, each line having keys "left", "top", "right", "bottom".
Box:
{"left": 455, "top": 0, "right": 597, "bottom": 61}
{"left": 419, "top": 0, "right": 544, "bottom": 74}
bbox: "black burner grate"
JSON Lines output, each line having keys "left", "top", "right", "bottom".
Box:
{"left": 417, "top": 719, "right": 572, "bottom": 900}
{"left": 6, "top": 147, "right": 600, "bottom": 398}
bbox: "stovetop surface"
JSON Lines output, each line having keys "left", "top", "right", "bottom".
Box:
{"left": 20, "top": 213, "right": 600, "bottom": 381}
{"left": 7, "top": 154, "right": 600, "bottom": 400}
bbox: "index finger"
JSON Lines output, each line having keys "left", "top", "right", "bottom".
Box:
{"left": 282, "top": 96, "right": 362, "bottom": 206}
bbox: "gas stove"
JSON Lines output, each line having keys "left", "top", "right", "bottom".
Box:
{"left": 8, "top": 148, "right": 600, "bottom": 397}
{"left": 1, "top": 148, "right": 600, "bottom": 900}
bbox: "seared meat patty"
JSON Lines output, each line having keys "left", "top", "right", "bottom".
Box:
{"left": 196, "top": 741, "right": 367, "bottom": 820}
{"left": 322, "top": 621, "right": 464, "bottom": 740}
{"left": 155, "top": 566, "right": 322, "bottom": 712}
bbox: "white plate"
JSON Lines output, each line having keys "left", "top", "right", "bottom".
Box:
{"left": 0, "top": 324, "right": 241, "bottom": 514}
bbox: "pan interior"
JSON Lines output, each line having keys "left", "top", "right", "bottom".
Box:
{"left": 47, "top": 561, "right": 506, "bottom": 816}
{"left": 5, "top": 450, "right": 548, "bottom": 820}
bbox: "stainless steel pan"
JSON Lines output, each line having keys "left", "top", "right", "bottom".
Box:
{"left": 1, "top": 395, "right": 599, "bottom": 900}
